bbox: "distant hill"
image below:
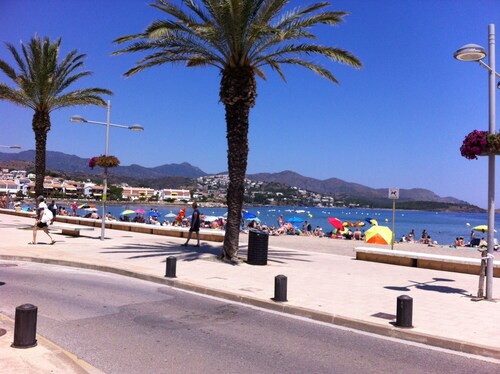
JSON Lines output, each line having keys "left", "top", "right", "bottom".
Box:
{"left": 0, "top": 150, "right": 206, "bottom": 179}
{"left": 0, "top": 150, "right": 478, "bottom": 209}
{"left": 248, "top": 170, "right": 469, "bottom": 206}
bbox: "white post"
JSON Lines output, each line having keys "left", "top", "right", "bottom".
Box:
{"left": 391, "top": 199, "right": 396, "bottom": 250}
{"left": 100, "top": 100, "right": 111, "bottom": 241}
{"left": 486, "top": 24, "right": 496, "bottom": 300}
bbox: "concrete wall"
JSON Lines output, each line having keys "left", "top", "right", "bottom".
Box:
{"left": 0, "top": 209, "right": 224, "bottom": 242}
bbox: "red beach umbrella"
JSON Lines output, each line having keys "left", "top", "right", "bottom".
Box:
{"left": 327, "top": 217, "right": 344, "bottom": 230}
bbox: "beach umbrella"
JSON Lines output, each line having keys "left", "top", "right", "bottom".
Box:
{"left": 165, "top": 212, "right": 177, "bottom": 218}
{"left": 365, "top": 225, "right": 393, "bottom": 245}
{"left": 243, "top": 212, "right": 257, "bottom": 219}
{"left": 78, "top": 203, "right": 94, "bottom": 209}
{"left": 203, "top": 215, "right": 219, "bottom": 222}
{"left": 120, "top": 209, "right": 135, "bottom": 216}
{"left": 245, "top": 216, "right": 261, "bottom": 223}
{"left": 472, "top": 225, "right": 497, "bottom": 233}
{"left": 327, "top": 217, "right": 344, "bottom": 230}
{"left": 135, "top": 209, "right": 146, "bottom": 214}
{"left": 147, "top": 211, "right": 160, "bottom": 217}
{"left": 288, "top": 216, "right": 304, "bottom": 223}
{"left": 84, "top": 207, "right": 98, "bottom": 212}
{"left": 365, "top": 217, "right": 378, "bottom": 226}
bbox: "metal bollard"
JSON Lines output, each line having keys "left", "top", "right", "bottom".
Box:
{"left": 273, "top": 274, "right": 288, "bottom": 302}
{"left": 395, "top": 295, "right": 413, "bottom": 328}
{"left": 165, "top": 256, "right": 177, "bottom": 278}
{"left": 12, "top": 304, "right": 38, "bottom": 348}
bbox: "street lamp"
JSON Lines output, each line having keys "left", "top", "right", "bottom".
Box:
{"left": 0, "top": 145, "right": 21, "bottom": 149}
{"left": 455, "top": 24, "right": 499, "bottom": 300}
{"left": 70, "top": 100, "right": 144, "bottom": 240}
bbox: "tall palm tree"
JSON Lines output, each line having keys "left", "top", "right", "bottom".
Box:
{"left": 114, "top": 0, "right": 361, "bottom": 261}
{"left": 0, "top": 35, "right": 112, "bottom": 197}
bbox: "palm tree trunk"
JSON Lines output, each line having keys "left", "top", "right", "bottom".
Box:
{"left": 32, "top": 111, "right": 51, "bottom": 198}
{"left": 220, "top": 67, "right": 256, "bottom": 260}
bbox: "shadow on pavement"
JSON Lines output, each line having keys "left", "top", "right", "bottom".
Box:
{"left": 385, "top": 277, "right": 471, "bottom": 295}
{"left": 100, "top": 241, "right": 313, "bottom": 264}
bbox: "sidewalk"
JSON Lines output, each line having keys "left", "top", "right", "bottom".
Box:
{"left": 0, "top": 212, "right": 499, "bottom": 372}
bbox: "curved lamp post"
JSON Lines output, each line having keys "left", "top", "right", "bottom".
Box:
{"left": 454, "top": 24, "right": 499, "bottom": 300}
{"left": 70, "top": 100, "right": 144, "bottom": 240}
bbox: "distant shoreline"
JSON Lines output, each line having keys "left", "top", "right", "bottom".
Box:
{"left": 14, "top": 197, "right": 486, "bottom": 213}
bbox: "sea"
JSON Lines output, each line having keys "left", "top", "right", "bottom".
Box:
{"left": 65, "top": 204, "right": 498, "bottom": 246}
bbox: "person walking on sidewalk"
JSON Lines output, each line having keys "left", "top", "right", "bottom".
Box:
{"left": 182, "top": 202, "right": 200, "bottom": 247}
{"left": 30, "top": 195, "right": 55, "bottom": 245}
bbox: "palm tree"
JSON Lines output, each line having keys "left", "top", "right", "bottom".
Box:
{"left": 114, "top": 0, "right": 361, "bottom": 261}
{"left": 0, "top": 35, "right": 112, "bottom": 197}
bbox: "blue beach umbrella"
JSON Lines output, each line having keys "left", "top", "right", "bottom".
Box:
{"left": 147, "top": 211, "right": 160, "bottom": 217}
{"left": 243, "top": 212, "right": 257, "bottom": 219}
{"left": 287, "top": 217, "right": 304, "bottom": 223}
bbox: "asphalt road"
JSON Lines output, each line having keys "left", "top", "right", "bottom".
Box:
{"left": 0, "top": 261, "right": 498, "bottom": 374}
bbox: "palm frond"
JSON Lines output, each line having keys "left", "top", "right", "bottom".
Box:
{"left": 50, "top": 88, "right": 112, "bottom": 110}
{"left": 259, "top": 57, "right": 338, "bottom": 83}
{"left": 114, "top": 0, "right": 361, "bottom": 84}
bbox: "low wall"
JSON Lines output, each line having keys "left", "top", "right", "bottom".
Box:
{"left": 0, "top": 209, "right": 224, "bottom": 242}
{"left": 355, "top": 247, "right": 500, "bottom": 277}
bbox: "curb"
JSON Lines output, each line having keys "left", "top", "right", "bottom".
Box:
{"left": 0, "top": 313, "right": 103, "bottom": 374}
{"left": 2, "top": 254, "right": 500, "bottom": 360}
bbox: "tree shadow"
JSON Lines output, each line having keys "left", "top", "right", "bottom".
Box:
{"left": 100, "top": 241, "right": 312, "bottom": 263}
{"left": 385, "top": 277, "right": 470, "bottom": 295}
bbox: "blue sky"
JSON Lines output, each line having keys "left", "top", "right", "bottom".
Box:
{"left": 1, "top": 0, "right": 499, "bottom": 208}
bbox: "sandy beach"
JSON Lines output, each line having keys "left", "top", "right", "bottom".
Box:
{"left": 264, "top": 232, "right": 488, "bottom": 260}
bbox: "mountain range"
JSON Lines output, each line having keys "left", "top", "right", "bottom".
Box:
{"left": 247, "top": 171, "right": 467, "bottom": 206}
{"left": 0, "top": 150, "right": 473, "bottom": 208}
{"left": 0, "top": 150, "right": 206, "bottom": 179}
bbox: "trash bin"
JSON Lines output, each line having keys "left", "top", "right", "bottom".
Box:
{"left": 247, "top": 229, "right": 269, "bottom": 265}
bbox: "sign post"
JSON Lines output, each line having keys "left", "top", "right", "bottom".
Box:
{"left": 388, "top": 188, "right": 399, "bottom": 249}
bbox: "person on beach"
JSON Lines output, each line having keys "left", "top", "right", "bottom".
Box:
{"left": 29, "top": 196, "right": 55, "bottom": 245}
{"left": 71, "top": 201, "right": 78, "bottom": 216}
{"left": 421, "top": 229, "right": 429, "bottom": 244}
{"left": 183, "top": 202, "right": 200, "bottom": 247}
{"left": 408, "top": 229, "right": 415, "bottom": 242}
{"left": 354, "top": 227, "right": 362, "bottom": 240}
{"left": 0, "top": 195, "right": 7, "bottom": 209}
{"left": 48, "top": 200, "right": 57, "bottom": 224}
{"left": 304, "top": 221, "right": 312, "bottom": 236}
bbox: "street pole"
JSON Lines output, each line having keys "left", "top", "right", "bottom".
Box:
{"left": 486, "top": 24, "right": 496, "bottom": 300}
{"left": 69, "top": 102, "right": 143, "bottom": 242}
{"left": 391, "top": 199, "right": 396, "bottom": 250}
{"left": 101, "top": 100, "right": 111, "bottom": 241}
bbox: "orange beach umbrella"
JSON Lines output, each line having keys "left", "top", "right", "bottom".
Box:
{"left": 365, "top": 225, "right": 393, "bottom": 245}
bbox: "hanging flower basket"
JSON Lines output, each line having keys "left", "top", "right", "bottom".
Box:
{"left": 89, "top": 155, "right": 120, "bottom": 169}
{"left": 460, "top": 130, "right": 500, "bottom": 160}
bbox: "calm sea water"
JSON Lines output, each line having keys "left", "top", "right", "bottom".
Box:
{"left": 80, "top": 204, "right": 497, "bottom": 246}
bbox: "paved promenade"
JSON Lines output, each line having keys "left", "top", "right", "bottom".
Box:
{"left": 0, "top": 212, "right": 499, "bottom": 372}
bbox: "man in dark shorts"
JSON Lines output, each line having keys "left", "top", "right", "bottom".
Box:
{"left": 182, "top": 202, "right": 200, "bottom": 247}
{"left": 30, "top": 195, "right": 55, "bottom": 245}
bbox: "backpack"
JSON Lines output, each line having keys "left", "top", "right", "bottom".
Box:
{"left": 41, "top": 208, "right": 53, "bottom": 224}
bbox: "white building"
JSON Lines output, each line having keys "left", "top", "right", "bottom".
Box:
{"left": 160, "top": 188, "right": 191, "bottom": 201}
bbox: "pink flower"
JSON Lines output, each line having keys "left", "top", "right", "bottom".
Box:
{"left": 460, "top": 130, "right": 492, "bottom": 160}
